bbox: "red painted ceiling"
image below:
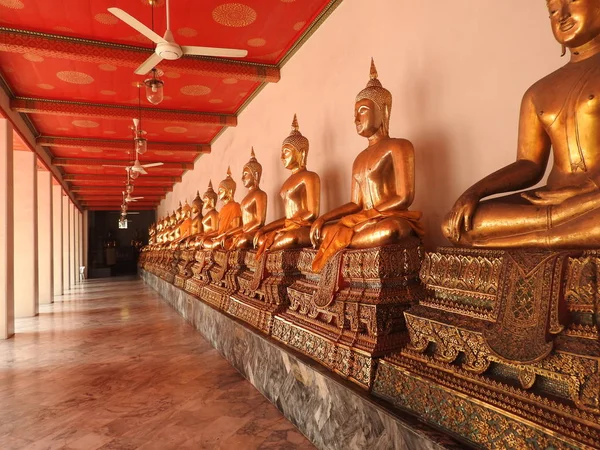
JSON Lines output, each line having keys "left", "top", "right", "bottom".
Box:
{"left": 0, "top": 0, "right": 335, "bottom": 209}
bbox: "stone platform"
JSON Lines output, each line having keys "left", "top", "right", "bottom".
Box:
{"left": 140, "top": 269, "right": 463, "bottom": 450}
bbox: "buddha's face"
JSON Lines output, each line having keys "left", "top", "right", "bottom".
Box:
{"left": 218, "top": 186, "right": 231, "bottom": 202}
{"left": 281, "top": 144, "right": 302, "bottom": 170}
{"left": 547, "top": 0, "right": 600, "bottom": 47}
{"left": 355, "top": 98, "right": 382, "bottom": 138}
{"left": 241, "top": 168, "right": 256, "bottom": 188}
{"left": 202, "top": 194, "right": 215, "bottom": 209}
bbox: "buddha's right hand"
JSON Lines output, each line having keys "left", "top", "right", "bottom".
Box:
{"left": 253, "top": 230, "right": 263, "bottom": 249}
{"left": 443, "top": 192, "right": 480, "bottom": 243}
{"left": 310, "top": 217, "right": 325, "bottom": 248}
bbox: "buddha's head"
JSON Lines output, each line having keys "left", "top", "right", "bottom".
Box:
{"left": 281, "top": 114, "right": 309, "bottom": 171}
{"left": 355, "top": 58, "right": 392, "bottom": 138}
{"left": 175, "top": 202, "right": 183, "bottom": 221}
{"left": 218, "top": 167, "right": 236, "bottom": 202}
{"left": 192, "top": 191, "right": 202, "bottom": 216}
{"left": 182, "top": 200, "right": 191, "bottom": 219}
{"left": 547, "top": 0, "right": 600, "bottom": 48}
{"left": 170, "top": 211, "right": 177, "bottom": 226}
{"left": 242, "top": 147, "right": 262, "bottom": 189}
{"left": 202, "top": 180, "right": 218, "bottom": 210}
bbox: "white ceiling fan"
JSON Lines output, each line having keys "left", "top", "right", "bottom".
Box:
{"left": 108, "top": 0, "right": 248, "bottom": 75}
{"left": 123, "top": 191, "right": 144, "bottom": 203}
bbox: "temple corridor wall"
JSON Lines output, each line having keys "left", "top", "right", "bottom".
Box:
{"left": 158, "top": 0, "right": 560, "bottom": 248}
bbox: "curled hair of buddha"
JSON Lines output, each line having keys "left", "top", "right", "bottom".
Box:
{"left": 282, "top": 114, "right": 309, "bottom": 167}
{"left": 355, "top": 58, "right": 392, "bottom": 135}
{"left": 203, "top": 180, "right": 218, "bottom": 205}
{"left": 192, "top": 190, "right": 203, "bottom": 211}
{"left": 243, "top": 147, "right": 263, "bottom": 184}
{"left": 182, "top": 200, "right": 191, "bottom": 217}
{"left": 219, "top": 166, "right": 237, "bottom": 197}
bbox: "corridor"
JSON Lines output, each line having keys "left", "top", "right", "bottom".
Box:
{"left": 0, "top": 277, "right": 315, "bottom": 450}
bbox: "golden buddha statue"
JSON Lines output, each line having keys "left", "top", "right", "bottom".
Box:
{"left": 177, "top": 200, "right": 192, "bottom": 240}
{"left": 167, "top": 211, "right": 177, "bottom": 242}
{"left": 218, "top": 148, "right": 268, "bottom": 249}
{"left": 309, "top": 59, "right": 424, "bottom": 271}
{"left": 191, "top": 191, "right": 203, "bottom": 236}
{"left": 202, "top": 168, "right": 242, "bottom": 249}
{"left": 443, "top": 0, "right": 600, "bottom": 248}
{"left": 254, "top": 115, "right": 321, "bottom": 258}
{"left": 195, "top": 180, "right": 219, "bottom": 243}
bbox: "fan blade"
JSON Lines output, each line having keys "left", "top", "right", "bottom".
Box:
{"left": 107, "top": 8, "right": 165, "bottom": 44}
{"left": 141, "top": 162, "right": 164, "bottom": 168}
{"left": 134, "top": 53, "right": 163, "bottom": 76}
{"left": 130, "top": 196, "right": 145, "bottom": 200}
{"left": 181, "top": 45, "right": 248, "bottom": 58}
{"left": 103, "top": 164, "right": 129, "bottom": 168}
{"left": 138, "top": 166, "right": 148, "bottom": 175}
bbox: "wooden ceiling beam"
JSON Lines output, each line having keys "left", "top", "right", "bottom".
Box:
{"left": 37, "top": 136, "right": 211, "bottom": 154}
{"left": 54, "top": 158, "right": 192, "bottom": 169}
{"left": 64, "top": 174, "right": 182, "bottom": 182}
{"left": 71, "top": 185, "right": 171, "bottom": 193}
{"left": 0, "top": 28, "right": 280, "bottom": 83}
{"left": 12, "top": 98, "right": 236, "bottom": 127}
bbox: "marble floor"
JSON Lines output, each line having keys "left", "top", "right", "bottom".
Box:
{"left": 0, "top": 276, "right": 315, "bottom": 450}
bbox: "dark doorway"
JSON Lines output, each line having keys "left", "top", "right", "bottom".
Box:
{"left": 87, "top": 210, "right": 156, "bottom": 278}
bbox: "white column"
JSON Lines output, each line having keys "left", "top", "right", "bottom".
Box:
{"left": 62, "top": 193, "right": 70, "bottom": 292}
{"left": 74, "top": 210, "right": 79, "bottom": 284}
{"left": 69, "top": 202, "right": 75, "bottom": 288}
{"left": 52, "top": 184, "right": 63, "bottom": 296}
{"left": 13, "top": 150, "right": 38, "bottom": 317}
{"left": 0, "top": 120, "right": 14, "bottom": 338}
{"left": 82, "top": 210, "right": 88, "bottom": 280}
{"left": 37, "top": 168, "right": 53, "bottom": 304}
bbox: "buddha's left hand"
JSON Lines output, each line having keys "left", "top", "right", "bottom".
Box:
{"left": 522, "top": 184, "right": 596, "bottom": 205}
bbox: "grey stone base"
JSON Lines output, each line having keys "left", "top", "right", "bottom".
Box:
{"left": 140, "top": 269, "right": 465, "bottom": 450}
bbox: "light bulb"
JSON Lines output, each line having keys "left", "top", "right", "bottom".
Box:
{"left": 130, "top": 171, "right": 140, "bottom": 180}
{"left": 144, "top": 77, "right": 164, "bottom": 105}
{"left": 135, "top": 137, "right": 147, "bottom": 155}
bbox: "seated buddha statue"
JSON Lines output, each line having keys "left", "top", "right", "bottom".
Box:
{"left": 218, "top": 148, "right": 268, "bottom": 249}
{"left": 177, "top": 200, "right": 192, "bottom": 240}
{"left": 443, "top": 0, "right": 600, "bottom": 248}
{"left": 254, "top": 115, "right": 321, "bottom": 258}
{"left": 190, "top": 191, "right": 203, "bottom": 236}
{"left": 191, "top": 181, "right": 219, "bottom": 247}
{"left": 309, "top": 59, "right": 424, "bottom": 271}
{"left": 201, "top": 168, "right": 243, "bottom": 249}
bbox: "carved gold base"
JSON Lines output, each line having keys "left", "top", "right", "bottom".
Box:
{"left": 376, "top": 247, "right": 600, "bottom": 449}
{"left": 227, "top": 294, "right": 278, "bottom": 334}
{"left": 226, "top": 249, "right": 302, "bottom": 334}
{"left": 373, "top": 353, "right": 598, "bottom": 449}
{"left": 183, "top": 276, "right": 209, "bottom": 298}
{"left": 199, "top": 284, "right": 230, "bottom": 311}
{"left": 272, "top": 316, "right": 376, "bottom": 388}
{"left": 273, "top": 240, "right": 423, "bottom": 389}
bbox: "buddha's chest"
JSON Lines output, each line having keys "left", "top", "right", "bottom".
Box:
{"left": 538, "top": 65, "right": 600, "bottom": 129}
{"left": 353, "top": 151, "right": 394, "bottom": 189}
{"left": 281, "top": 181, "right": 305, "bottom": 204}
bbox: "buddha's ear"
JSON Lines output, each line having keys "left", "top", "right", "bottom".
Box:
{"left": 382, "top": 104, "right": 390, "bottom": 136}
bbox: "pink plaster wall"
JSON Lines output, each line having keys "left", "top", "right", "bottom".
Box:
{"left": 159, "top": 0, "right": 561, "bottom": 248}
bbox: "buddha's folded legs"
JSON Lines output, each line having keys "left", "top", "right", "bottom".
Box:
{"left": 233, "top": 231, "right": 256, "bottom": 249}
{"left": 349, "top": 217, "right": 415, "bottom": 248}
{"left": 452, "top": 191, "right": 600, "bottom": 247}
{"left": 269, "top": 227, "right": 311, "bottom": 250}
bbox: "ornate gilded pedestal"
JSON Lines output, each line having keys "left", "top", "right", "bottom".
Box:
{"left": 373, "top": 248, "right": 600, "bottom": 449}
{"left": 228, "top": 249, "right": 302, "bottom": 334}
{"left": 198, "top": 249, "right": 233, "bottom": 311}
{"left": 173, "top": 245, "right": 195, "bottom": 289}
{"left": 164, "top": 245, "right": 181, "bottom": 284}
{"left": 273, "top": 239, "right": 423, "bottom": 389}
{"left": 184, "top": 249, "right": 214, "bottom": 298}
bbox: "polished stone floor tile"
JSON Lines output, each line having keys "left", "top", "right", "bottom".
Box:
{"left": 0, "top": 276, "right": 314, "bottom": 450}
